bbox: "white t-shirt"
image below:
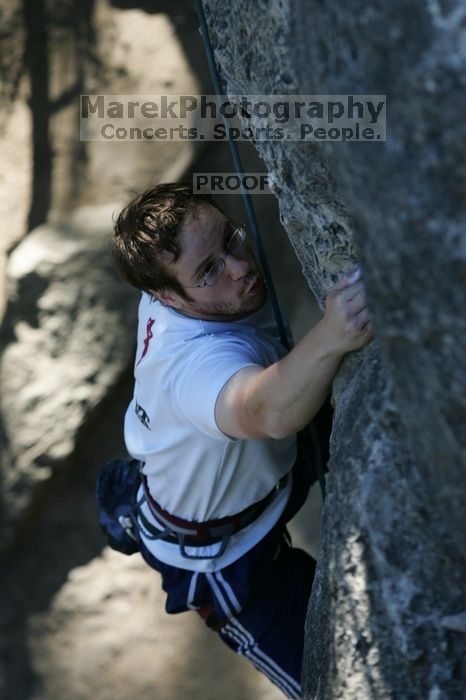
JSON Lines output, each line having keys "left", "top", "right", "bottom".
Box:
{"left": 124, "top": 293, "right": 296, "bottom": 572}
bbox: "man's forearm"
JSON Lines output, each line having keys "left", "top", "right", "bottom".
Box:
{"left": 216, "top": 271, "right": 372, "bottom": 441}
{"left": 244, "top": 319, "right": 343, "bottom": 438}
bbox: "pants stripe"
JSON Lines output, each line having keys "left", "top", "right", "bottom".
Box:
{"left": 243, "top": 647, "right": 299, "bottom": 698}
{"left": 186, "top": 572, "right": 199, "bottom": 610}
{"left": 222, "top": 623, "right": 297, "bottom": 698}
{"left": 211, "top": 572, "right": 299, "bottom": 694}
{"left": 214, "top": 572, "right": 242, "bottom": 613}
{"left": 228, "top": 617, "right": 301, "bottom": 697}
{"left": 206, "top": 573, "right": 233, "bottom": 618}
{"left": 251, "top": 646, "right": 301, "bottom": 697}
{"left": 222, "top": 623, "right": 246, "bottom": 650}
{"left": 223, "top": 621, "right": 298, "bottom": 698}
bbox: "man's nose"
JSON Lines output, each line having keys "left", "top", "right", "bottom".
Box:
{"left": 225, "top": 252, "right": 250, "bottom": 280}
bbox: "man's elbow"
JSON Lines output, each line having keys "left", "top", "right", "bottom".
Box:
{"left": 252, "top": 404, "right": 312, "bottom": 440}
{"left": 244, "top": 404, "right": 291, "bottom": 440}
{"left": 239, "top": 387, "right": 290, "bottom": 439}
{"left": 265, "top": 426, "right": 289, "bottom": 440}
{"left": 263, "top": 417, "right": 293, "bottom": 440}
{"left": 218, "top": 367, "right": 296, "bottom": 440}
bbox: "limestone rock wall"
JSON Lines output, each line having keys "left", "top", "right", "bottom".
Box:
{"left": 203, "top": 0, "right": 466, "bottom": 697}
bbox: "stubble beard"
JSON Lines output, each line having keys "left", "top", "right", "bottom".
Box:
{"left": 183, "top": 279, "right": 268, "bottom": 321}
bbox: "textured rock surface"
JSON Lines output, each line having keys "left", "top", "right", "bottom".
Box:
{"left": 203, "top": 0, "right": 466, "bottom": 697}
{"left": 0, "top": 0, "right": 204, "bottom": 319}
{"left": 0, "top": 205, "right": 139, "bottom": 550}
{"left": 0, "top": 0, "right": 206, "bottom": 546}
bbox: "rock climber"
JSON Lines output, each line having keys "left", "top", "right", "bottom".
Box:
{"left": 110, "top": 182, "right": 372, "bottom": 698}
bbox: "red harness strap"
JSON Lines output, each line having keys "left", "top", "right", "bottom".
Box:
{"left": 140, "top": 471, "right": 287, "bottom": 542}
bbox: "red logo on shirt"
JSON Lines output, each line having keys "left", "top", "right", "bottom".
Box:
{"left": 137, "top": 317, "right": 155, "bottom": 365}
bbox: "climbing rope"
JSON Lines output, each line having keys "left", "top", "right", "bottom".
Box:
{"left": 195, "top": 0, "right": 326, "bottom": 500}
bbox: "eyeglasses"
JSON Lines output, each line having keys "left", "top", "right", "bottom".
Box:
{"left": 185, "top": 224, "right": 247, "bottom": 288}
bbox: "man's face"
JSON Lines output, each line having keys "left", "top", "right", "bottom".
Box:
{"left": 154, "top": 203, "right": 267, "bottom": 321}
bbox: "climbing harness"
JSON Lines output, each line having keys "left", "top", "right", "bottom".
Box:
{"left": 195, "top": 0, "right": 327, "bottom": 499}
{"left": 140, "top": 470, "right": 288, "bottom": 560}
{"left": 96, "top": 456, "right": 288, "bottom": 560}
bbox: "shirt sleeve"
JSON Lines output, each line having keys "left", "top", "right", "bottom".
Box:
{"left": 175, "top": 334, "right": 265, "bottom": 440}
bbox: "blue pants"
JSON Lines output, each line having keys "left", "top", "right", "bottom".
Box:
{"left": 139, "top": 521, "right": 315, "bottom": 698}
{"left": 137, "top": 426, "right": 319, "bottom": 698}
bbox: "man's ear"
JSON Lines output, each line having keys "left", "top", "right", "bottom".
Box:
{"left": 150, "top": 288, "right": 182, "bottom": 308}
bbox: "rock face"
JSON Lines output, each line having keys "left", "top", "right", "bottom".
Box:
{"left": 0, "top": 205, "right": 139, "bottom": 550}
{"left": 203, "top": 0, "right": 466, "bottom": 697}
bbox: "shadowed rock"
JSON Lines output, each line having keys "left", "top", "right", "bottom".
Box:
{"left": 0, "top": 205, "right": 139, "bottom": 551}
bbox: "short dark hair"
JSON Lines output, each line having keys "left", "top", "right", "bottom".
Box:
{"left": 112, "top": 183, "right": 221, "bottom": 299}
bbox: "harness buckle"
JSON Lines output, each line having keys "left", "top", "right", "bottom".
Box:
{"left": 177, "top": 523, "right": 234, "bottom": 560}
